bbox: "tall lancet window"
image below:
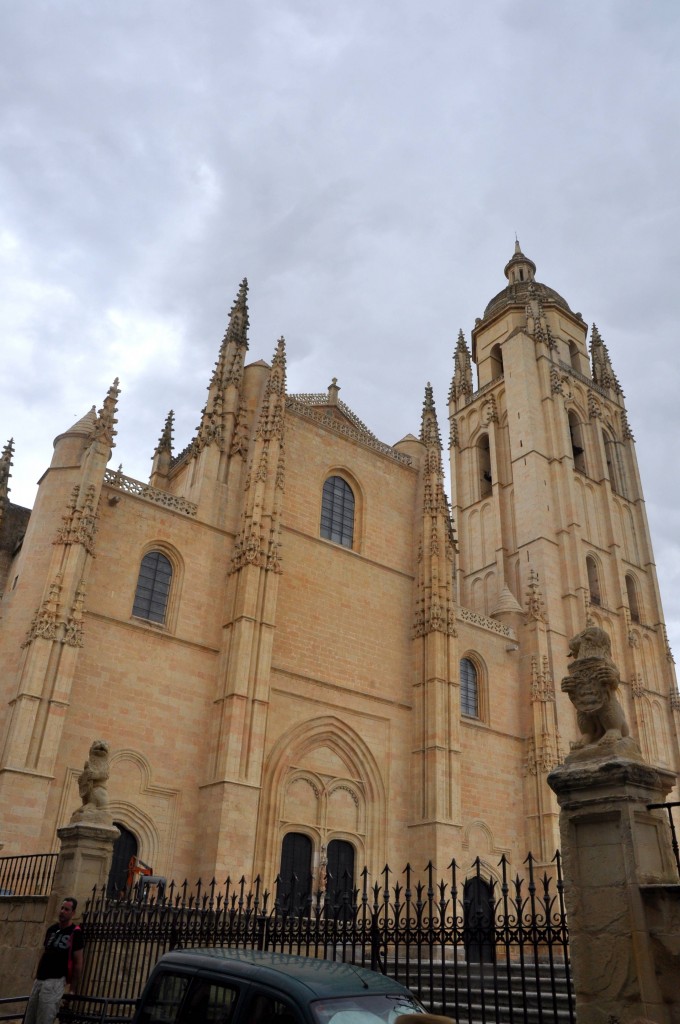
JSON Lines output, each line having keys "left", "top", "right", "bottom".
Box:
{"left": 568, "top": 412, "right": 587, "bottom": 474}
{"left": 478, "top": 434, "right": 492, "bottom": 498}
{"left": 586, "top": 555, "right": 602, "bottom": 607}
{"left": 460, "top": 657, "right": 479, "bottom": 718}
{"left": 132, "top": 551, "right": 173, "bottom": 624}
{"left": 320, "top": 476, "right": 355, "bottom": 548}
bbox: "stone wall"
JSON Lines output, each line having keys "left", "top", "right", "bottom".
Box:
{"left": 0, "top": 896, "right": 47, "bottom": 998}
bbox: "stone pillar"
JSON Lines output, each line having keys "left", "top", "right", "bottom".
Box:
{"left": 47, "top": 822, "right": 120, "bottom": 921}
{"left": 548, "top": 758, "right": 677, "bottom": 1024}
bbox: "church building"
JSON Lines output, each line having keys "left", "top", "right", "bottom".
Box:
{"left": 1, "top": 245, "right": 678, "bottom": 897}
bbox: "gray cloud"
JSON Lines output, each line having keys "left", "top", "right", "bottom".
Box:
{"left": 1, "top": 0, "right": 679, "bottom": 654}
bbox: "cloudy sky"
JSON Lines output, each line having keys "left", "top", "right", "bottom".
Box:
{"left": 2, "top": 1, "right": 679, "bottom": 655}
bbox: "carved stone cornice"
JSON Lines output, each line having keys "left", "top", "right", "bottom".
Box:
{"left": 104, "top": 470, "right": 198, "bottom": 517}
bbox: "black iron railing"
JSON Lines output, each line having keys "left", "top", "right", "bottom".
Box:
{"left": 0, "top": 996, "right": 28, "bottom": 1024}
{"left": 79, "top": 852, "right": 574, "bottom": 1024}
{"left": 0, "top": 852, "right": 58, "bottom": 897}
{"left": 647, "top": 800, "right": 680, "bottom": 880}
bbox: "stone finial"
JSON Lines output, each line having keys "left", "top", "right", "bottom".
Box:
{"left": 70, "top": 740, "right": 112, "bottom": 824}
{"left": 561, "top": 627, "right": 643, "bottom": 763}
{"left": 327, "top": 378, "right": 340, "bottom": 406}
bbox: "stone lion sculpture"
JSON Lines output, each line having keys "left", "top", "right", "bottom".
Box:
{"left": 70, "top": 739, "right": 111, "bottom": 823}
{"left": 561, "top": 627, "right": 641, "bottom": 762}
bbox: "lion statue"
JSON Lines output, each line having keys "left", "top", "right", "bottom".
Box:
{"left": 561, "top": 627, "right": 641, "bottom": 762}
{"left": 70, "top": 739, "right": 111, "bottom": 823}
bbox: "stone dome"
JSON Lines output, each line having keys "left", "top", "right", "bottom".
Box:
{"left": 482, "top": 242, "right": 573, "bottom": 320}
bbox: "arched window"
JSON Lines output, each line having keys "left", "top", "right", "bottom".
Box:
{"left": 586, "top": 555, "right": 601, "bottom": 606}
{"left": 132, "top": 550, "right": 173, "bottom": 623}
{"left": 603, "top": 429, "right": 627, "bottom": 497}
{"left": 489, "top": 344, "right": 503, "bottom": 380}
{"left": 478, "top": 434, "right": 492, "bottom": 498}
{"left": 460, "top": 657, "right": 479, "bottom": 718}
{"left": 626, "top": 574, "right": 641, "bottom": 623}
{"left": 568, "top": 341, "right": 580, "bottom": 372}
{"left": 278, "top": 832, "right": 312, "bottom": 915}
{"left": 568, "top": 412, "right": 586, "bottom": 474}
{"left": 320, "top": 476, "right": 355, "bottom": 548}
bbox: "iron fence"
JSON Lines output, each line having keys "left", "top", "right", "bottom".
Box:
{"left": 0, "top": 996, "right": 28, "bottom": 1024}
{"left": 77, "top": 851, "right": 573, "bottom": 1024}
{"left": 0, "top": 852, "right": 58, "bottom": 897}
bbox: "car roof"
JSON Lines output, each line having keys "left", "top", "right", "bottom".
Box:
{"left": 155, "top": 948, "right": 414, "bottom": 999}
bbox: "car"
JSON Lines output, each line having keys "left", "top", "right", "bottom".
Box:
{"left": 131, "top": 947, "right": 438, "bottom": 1024}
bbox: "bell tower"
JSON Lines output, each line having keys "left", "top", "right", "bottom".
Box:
{"left": 449, "top": 244, "right": 679, "bottom": 858}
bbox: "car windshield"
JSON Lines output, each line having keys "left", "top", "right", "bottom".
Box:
{"left": 310, "top": 993, "right": 425, "bottom": 1024}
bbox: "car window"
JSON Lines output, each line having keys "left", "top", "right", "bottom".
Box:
{"left": 137, "top": 973, "right": 191, "bottom": 1024}
{"left": 178, "top": 978, "right": 239, "bottom": 1024}
{"left": 311, "top": 994, "right": 425, "bottom": 1024}
{"left": 247, "top": 992, "right": 303, "bottom": 1024}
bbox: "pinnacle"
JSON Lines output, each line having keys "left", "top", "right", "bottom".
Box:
{"left": 156, "top": 410, "right": 175, "bottom": 453}
{"left": 224, "top": 278, "right": 250, "bottom": 348}
{"left": 0, "top": 438, "right": 13, "bottom": 500}
{"left": 420, "top": 384, "right": 442, "bottom": 448}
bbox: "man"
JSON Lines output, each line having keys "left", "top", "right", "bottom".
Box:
{"left": 24, "top": 897, "right": 84, "bottom": 1024}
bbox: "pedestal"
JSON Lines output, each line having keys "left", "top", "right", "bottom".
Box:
{"left": 547, "top": 757, "right": 677, "bottom": 1024}
{"left": 47, "top": 821, "right": 120, "bottom": 921}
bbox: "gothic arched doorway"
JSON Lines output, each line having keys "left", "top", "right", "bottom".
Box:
{"left": 277, "top": 832, "right": 312, "bottom": 915}
{"left": 463, "top": 875, "right": 495, "bottom": 963}
{"left": 107, "top": 823, "right": 138, "bottom": 898}
{"left": 325, "top": 839, "right": 355, "bottom": 921}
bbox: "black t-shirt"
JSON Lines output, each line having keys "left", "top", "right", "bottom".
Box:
{"left": 36, "top": 923, "right": 85, "bottom": 980}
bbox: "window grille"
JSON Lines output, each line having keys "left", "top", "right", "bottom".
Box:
{"left": 460, "top": 657, "right": 479, "bottom": 717}
{"left": 320, "top": 476, "right": 355, "bottom": 548}
{"left": 132, "top": 551, "right": 173, "bottom": 624}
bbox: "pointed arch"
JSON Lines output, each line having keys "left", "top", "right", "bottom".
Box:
{"left": 489, "top": 344, "right": 503, "bottom": 380}
{"left": 586, "top": 553, "right": 603, "bottom": 607}
{"left": 625, "top": 573, "right": 642, "bottom": 624}
{"left": 567, "top": 410, "right": 587, "bottom": 474}
{"left": 319, "top": 466, "right": 364, "bottom": 551}
{"left": 255, "top": 715, "right": 386, "bottom": 884}
{"left": 602, "top": 426, "right": 628, "bottom": 497}
{"left": 478, "top": 433, "right": 492, "bottom": 498}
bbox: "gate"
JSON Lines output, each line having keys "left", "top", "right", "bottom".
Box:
{"left": 76, "top": 852, "right": 574, "bottom": 1024}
